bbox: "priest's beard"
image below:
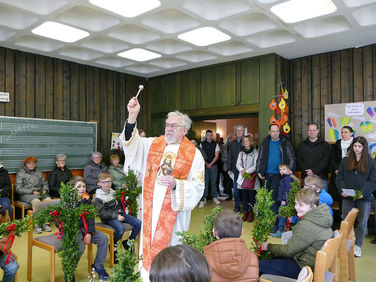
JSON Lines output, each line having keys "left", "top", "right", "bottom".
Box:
{"left": 165, "top": 135, "right": 177, "bottom": 144}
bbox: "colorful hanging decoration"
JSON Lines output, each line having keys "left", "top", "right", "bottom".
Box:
{"left": 283, "top": 122, "right": 291, "bottom": 133}
{"left": 269, "top": 83, "right": 290, "bottom": 132}
{"left": 279, "top": 98, "right": 286, "bottom": 110}
{"left": 269, "top": 99, "right": 277, "bottom": 111}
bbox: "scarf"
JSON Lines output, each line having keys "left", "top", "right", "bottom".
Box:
{"left": 341, "top": 138, "right": 353, "bottom": 158}
{"left": 95, "top": 188, "right": 116, "bottom": 203}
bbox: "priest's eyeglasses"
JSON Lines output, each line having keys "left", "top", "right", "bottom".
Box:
{"left": 165, "top": 123, "right": 184, "bottom": 129}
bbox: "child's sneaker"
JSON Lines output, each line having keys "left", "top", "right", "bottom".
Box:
{"left": 42, "top": 223, "right": 52, "bottom": 232}
{"left": 271, "top": 230, "right": 283, "bottom": 238}
{"left": 34, "top": 224, "right": 42, "bottom": 234}
{"left": 92, "top": 264, "right": 109, "bottom": 281}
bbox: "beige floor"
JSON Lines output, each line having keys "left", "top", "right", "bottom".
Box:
{"left": 9, "top": 199, "right": 376, "bottom": 281}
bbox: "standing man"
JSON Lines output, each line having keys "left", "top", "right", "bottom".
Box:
{"left": 120, "top": 97, "right": 204, "bottom": 280}
{"left": 199, "top": 130, "right": 220, "bottom": 208}
{"left": 227, "top": 125, "right": 245, "bottom": 213}
{"left": 297, "top": 123, "right": 330, "bottom": 191}
{"left": 256, "top": 124, "right": 296, "bottom": 231}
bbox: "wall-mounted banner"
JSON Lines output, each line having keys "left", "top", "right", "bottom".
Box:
{"left": 111, "top": 132, "right": 123, "bottom": 151}
{"left": 325, "top": 101, "right": 376, "bottom": 158}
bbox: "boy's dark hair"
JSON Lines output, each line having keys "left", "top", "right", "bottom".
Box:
{"left": 214, "top": 210, "right": 242, "bottom": 239}
{"left": 295, "top": 188, "right": 320, "bottom": 207}
{"left": 206, "top": 130, "right": 213, "bottom": 134}
{"left": 150, "top": 244, "right": 211, "bottom": 282}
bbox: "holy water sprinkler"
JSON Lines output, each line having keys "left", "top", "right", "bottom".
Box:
{"left": 136, "top": 85, "right": 144, "bottom": 98}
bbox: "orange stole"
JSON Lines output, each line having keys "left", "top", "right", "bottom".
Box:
{"left": 142, "top": 136, "right": 196, "bottom": 271}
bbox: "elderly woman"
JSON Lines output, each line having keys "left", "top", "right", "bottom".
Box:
{"left": 84, "top": 152, "right": 108, "bottom": 195}
{"left": 108, "top": 154, "right": 126, "bottom": 190}
{"left": 48, "top": 154, "right": 73, "bottom": 198}
{"left": 15, "top": 156, "right": 51, "bottom": 233}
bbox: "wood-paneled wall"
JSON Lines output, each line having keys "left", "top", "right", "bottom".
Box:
{"left": 287, "top": 44, "right": 376, "bottom": 147}
{"left": 0, "top": 47, "right": 147, "bottom": 162}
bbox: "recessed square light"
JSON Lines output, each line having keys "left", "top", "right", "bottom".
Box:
{"left": 32, "top": 21, "right": 89, "bottom": 42}
{"left": 117, "top": 48, "right": 161, "bottom": 62}
{"left": 178, "top": 27, "right": 231, "bottom": 46}
{"left": 89, "top": 0, "right": 161, "bottom": 18}
{"left": 271, "top": 0, "right": 337, "bottom": 23}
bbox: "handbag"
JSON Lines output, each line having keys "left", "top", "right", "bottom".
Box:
{"left": 240, "top": 153, "right": 256, "bottom": 190}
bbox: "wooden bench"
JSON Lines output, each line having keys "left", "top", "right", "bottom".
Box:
{"left": 9, "top": 169, "right": 84, "bottom": 219}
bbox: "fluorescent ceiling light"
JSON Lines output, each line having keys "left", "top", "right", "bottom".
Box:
{"left": 32, "top": 21, "right": 89, "bottom": 42}
{"left": 118, "top": 48, "right": 161, "bottom": 62}
{"left": 178, "top": 27, "right": 231, "bottom": 47}
{"left": 89, "top": 0, "right": 161, "bottom": 18}
{"left": 271, "top": 0, "right": 337, "bottom": 23}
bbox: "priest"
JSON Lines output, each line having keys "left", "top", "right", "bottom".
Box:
{"left": 120, "top": 97, "right": 205, "bottom": 279}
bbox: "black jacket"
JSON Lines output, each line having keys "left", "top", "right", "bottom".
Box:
{"left": 228, "top": 138, "right": 243, "bottom": 171}
{"left": 297, "top": 138, "right": 330, "bottom": 179}
{"left": 94, "top": 198, "right": 124, "bottom": 222}
{"left": 0, "top": 167, "right": 11, "bottom": 198}
{"left": 336, "top": 157, "right": 376, "bottom": 201}
{"left": 256, "top": 135, "right": 296, "bottom": 176}
{"left": 48, "top": 166, "right": 73, "bottom": 198}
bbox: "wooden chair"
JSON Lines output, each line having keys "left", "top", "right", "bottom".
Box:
{"left": 11, "top": 184, "right": 32, "bottom": 219}
{"left": 95, "top": 222, "right": 140, "bottom": 267}
{"left": 260, "top": 266, "right": 313, "bottom": 282}
{"left": 338, "top": 208, "right": 358, "bottom": 282}
{"left": 313, "top": 230, "right": 342, "bottom": 282}
{"left": 27, "top": 199, "right": 93, "bottom": 282}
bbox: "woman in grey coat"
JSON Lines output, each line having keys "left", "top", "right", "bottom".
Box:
{"left": 15, "top": 156, "right": 52, "bottom": 233}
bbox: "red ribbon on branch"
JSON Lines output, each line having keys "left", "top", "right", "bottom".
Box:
{"left": 80, "top": 211, "right": 89, "bottom": 237}
{"left": 4, "top": 223, "right": 16, "bottom": 265}
{"left": 285, "top": 219, "right": 290, "bottom": 231}
{"left": 121, "top": 191, "right": 133, "bottom": 215}
{"left": 50, "top": 210, "right": 63, "bottom": 240}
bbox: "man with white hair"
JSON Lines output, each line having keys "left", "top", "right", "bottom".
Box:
{"left": 120, "top": 97, "right": 204, "bottom": 279}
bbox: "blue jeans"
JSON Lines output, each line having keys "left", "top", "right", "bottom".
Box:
{"left": 259, "top": 257, "right": 301, "bottom": 279}
{"left": 342, "top": 198, "right": 371, "bottom": 247}
{"left": 204, "top": 165, "right": 218, "bottom": 199}
{"left": 232, "top": 169, "right": 241, "bottom": 211}
{"left": 0, "top": 254, "right": 19, "bottom": 282}
{"left": 0, "top": 198, "right": 11, "bottom": 220}
{"left": 106, "top": 213, "right": 141, "bottom": 244}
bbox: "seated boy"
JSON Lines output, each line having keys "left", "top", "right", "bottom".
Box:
{"left": 304, "top": 175, "right": 333, "bottom": 215}
{"left": 259, "top": 188, "right": 333, "bottom": 279}
{"left": 70, "top": 176, "right": 109, "bottom": 281}
{"left": 0, "top": 205, "right": 19, "bottom": 282}
{"left": 94, "top": 173, "right": 141, "bottom": 262}
{"left": 271, "top": 164, "right": 297, "bottom": 238}
{"left": 203, "top": 210, "right": 259, "bottom": 282}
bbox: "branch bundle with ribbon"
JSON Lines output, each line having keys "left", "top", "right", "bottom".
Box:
{"left": 269, "top": 84, "right": 290, "bottom": 134}
{"left": 114, "top": 167, "right": 142, "bottom": 218}
{"left": 278, "top": 180, "right": 301, "bottom": 231}
{"left": 0, "top": 216, "right": 30, "bottom": 265}
{"left": 251, "top": 185, "right": 276, "bottom": 260}
{"left": 33, "top": 183, "right": 97, "bottom": 282}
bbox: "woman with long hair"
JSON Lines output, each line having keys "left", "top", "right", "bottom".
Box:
{"left": 336, "top": 136, "right": 376, "bottom": 257}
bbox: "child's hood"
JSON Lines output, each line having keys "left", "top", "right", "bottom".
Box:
{"left": 303, "top": 203, "right": 333, "bottom": 228}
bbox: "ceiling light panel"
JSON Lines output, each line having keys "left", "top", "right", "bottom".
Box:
{"left": 109, "top": 24, "right": 161, "bottom": 44}
{"left": 178, "top": 27, "right": 231, "bottom": 47}
{"left": 89, "top": 0, "right": 161, "bottom": 18}
{"left": 0, "top": 6, "right": 38, "bottom": 30}
{"left": 141, "top": 9, "right": 200, "bottom": 34}
{"left": 0, "top": 0, "right": 67, "bottom": 15}
{"left": 118, "top": 48, "right": 161, "bottom": 62}
{"left": 14, "top": 36, "right": 64, "bottom": 52}
{"left": 271, "top": 0, "right": 337, "bottom": 24}
{"left": 294, "top": 16, "right": 351, "bottom": 38}
{"left": 58, "top": 6, "right": 121, "bottom": 32}
{"left": 183, "top": 0, "right": 252, "bottom": 21}
{"left": 32, "top": 21, "right": 90, "bottom": 43}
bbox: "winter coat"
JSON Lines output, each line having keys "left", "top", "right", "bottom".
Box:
{"left": 108, "top": 164, "right": 125, "bottom": 190}
{"left": 15, "top": 166, "right": 49, "bottom": 203}
{"left": 336, "top": 157, "right": 376, "bottom": 201}
{"left": 204, "top": 238, "right": 259, "bottom": 282}
{"left": 84, "top": 161, "right": 108, "bottom": 194}
{"left": 228, "top": 138, "right": 243, "bottom": 171}
{"left": 94, "top": 190, "right": 124, "bottom": 222}
{"left": 256, "top": 135, "right": 296, "bottom": 176}
{"left": 236, "top": 148, "right": 260, "bottom": 190}
{"left": 297, "top": 138, "right": 330, "bottom": 179}
{"left": 330, "top": 139, "right": 343, "bottom": 172}
{"left": 48, "top": 165, "right": 73, "bottom": 198}
{"left": 268, "top": 204, "right": 333, "bottom": 269}
{"left": 278, "top": 174, "right": 294, "bottom": 202}
{"left": 77, "top": 193, "right": 96, "bottom": 235}
{"left": 0, "top": 205, "right": 11, "bottom": 256}
{"left": 0, "top": 166, "right": 11, "bottom": 198}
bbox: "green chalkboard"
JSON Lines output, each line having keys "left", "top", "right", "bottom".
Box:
{"left": 0, "top": 116, "right": 97, "bottom": 173}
